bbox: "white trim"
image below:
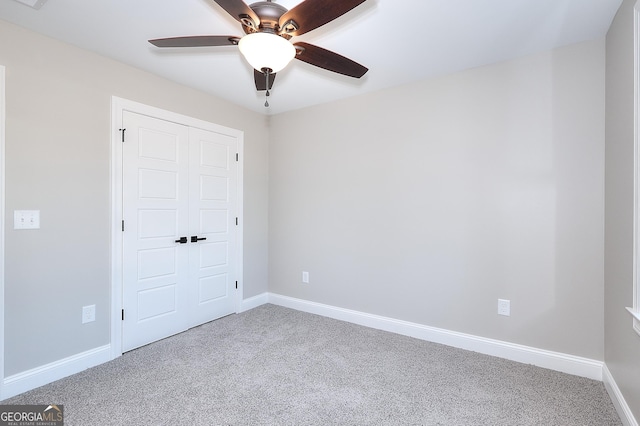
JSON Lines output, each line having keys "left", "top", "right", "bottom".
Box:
{"left": 0, "top": 294, "right": 620, "bottom": 404}
{"left": 239, "top": 292, "right": 269, "bottom": 312}
{"left": 627, "top": 306, "right": 640, "bottom": 322}
{"left": 235, "top": 130, "right": 244, "bottom": 315}
{"left": 0, "top": 66, "right": 6, "bottom": 400}
{"left": 110, "top": 98, "right": 124, "bottom": 359}
{"left": 1, "top": 345, "right": 111, "bottom": 401}
{"left": 268, "top": 293, "right": 604, "bottom": 380}
{"left": 603, "top": 364, "right": 639, "bottom": 426}
{"left": 632, "top": 0, "right": 640, "bottom": 336}
{"left": 110, "top": 96, "right": 244, "bottom": 358}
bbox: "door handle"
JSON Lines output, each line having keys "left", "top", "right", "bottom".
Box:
{"left": 174, "top": 236, "right": 188, "bottom": 244}
{"left": 191, "top": 236, "right": 207, "bottom": 243}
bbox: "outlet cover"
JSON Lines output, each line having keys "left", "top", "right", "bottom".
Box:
{"left": 498, "top": 299, "right": 511, "bottom": 316}
{"left": 82, "top": 305, "right": 96, "bottom": 324}
{"left": 302, "top": 271, "right": 309, "bottom": 284}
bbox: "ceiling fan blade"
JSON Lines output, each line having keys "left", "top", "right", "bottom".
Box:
{"left": 213, "top": 0, "right": 260, "bottom": 30}
{"left": 279, "top": 0, "right": 367, "bottom": 36}
{"left": 294, "top": 42, "right": 368, "bottom": 78}
{"left": 149, "top": 36, "right": 240, "bottom": 48}
{"left": 254, "top": 69, "right": 276, "bottom": 91}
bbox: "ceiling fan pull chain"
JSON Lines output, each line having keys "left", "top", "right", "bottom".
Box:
{"left": 264, "top": 68, "right": 271, "bottom": 107}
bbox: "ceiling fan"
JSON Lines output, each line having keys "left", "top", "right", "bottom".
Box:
{"left": 149, "top": 0, "right": 369, "bottom": 106}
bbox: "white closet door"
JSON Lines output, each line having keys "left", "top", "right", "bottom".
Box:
{"left": 122, "top": 111, "right": 190, "bottom": 351}
{"left": 121, "top": 112, "right": 239, "bottom": 352}
{"left": 188, "top": 127, "right": 237, "bottom": 326}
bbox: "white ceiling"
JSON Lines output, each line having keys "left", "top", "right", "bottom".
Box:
{"left": 0, "top": 0, "right": 622, "bottom": 115}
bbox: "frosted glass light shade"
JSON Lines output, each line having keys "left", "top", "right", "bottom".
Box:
{"left": 238, "top": 32, "right": 296, "bottom": 73}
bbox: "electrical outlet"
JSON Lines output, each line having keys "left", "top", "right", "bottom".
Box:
{"left": 82, "top": 305, "right": 96, "bottom": 324}
{"left": 498, "top": 299, "right": 510, "bottom": 316}
{"left": 302, "top": 271, "right": 309, "bottom": 284}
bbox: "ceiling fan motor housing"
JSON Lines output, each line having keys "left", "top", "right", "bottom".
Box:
{"left": 245, "top": 1, "right": 289, "bottom": 34}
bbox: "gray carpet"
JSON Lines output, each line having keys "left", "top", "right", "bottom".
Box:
{"left": 5, "top": 304, "right": 621, "bottom": 425}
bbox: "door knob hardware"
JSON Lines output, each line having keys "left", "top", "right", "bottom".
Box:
{"left": 174, "top": 236, "right": 188, "bottom": 244}
{"left": 191, "top": 236, "right": 207, "bottom": 243}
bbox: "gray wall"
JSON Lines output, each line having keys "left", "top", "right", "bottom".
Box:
{"left": 269, "top": 40, "right": 606, "bottom": 360}
{"left": 605, "top": 0, "right": 640, "bottom": 419}
{"left": 4, "top": 9, "right": 635, "bottom": 412}
{"left": 1, "top": 19, "right": 269, "bottom": 376}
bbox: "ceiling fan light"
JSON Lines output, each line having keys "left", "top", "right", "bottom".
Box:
{"left": 238, "top": 32, "right": 296, "bottom": 73}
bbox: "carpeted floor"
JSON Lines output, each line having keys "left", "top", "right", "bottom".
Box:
{"left": 4, "top": 304, "right": 621, "bottom": 425}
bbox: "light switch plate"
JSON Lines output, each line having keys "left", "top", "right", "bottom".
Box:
{"left": 14, "top": 210, "right": 40, "bottom": 229}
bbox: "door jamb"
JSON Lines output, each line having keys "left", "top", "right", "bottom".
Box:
{"left": 0, "top": 66, "right": 6, "bottom": 399}
{"left": 110, "top": 97, "right": 244, "bottom": 358}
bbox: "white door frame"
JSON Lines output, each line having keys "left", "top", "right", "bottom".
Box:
{"left": 0, "top": 66, "right": 6, "bottom": 399}
{"left": 110, "top": 97, "right": 244, "bottom": 358}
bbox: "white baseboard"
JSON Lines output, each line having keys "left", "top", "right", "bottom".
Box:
{"left": 0, "top": 293, "right": 270, "bottom": 400}
{"left": 239, "top": 292, "right": 269, "bottom": 313}
{"left": 4, "top": 293, "right": 631, "bottom": 423}
{"left": 267, "top": 293, "right": 604, "bottom": 381}
{"left": 603, "top": 364, "right": 639, "bottom": 426}
{"left": 1, "top": 344, "right": 112, "bottom": 401}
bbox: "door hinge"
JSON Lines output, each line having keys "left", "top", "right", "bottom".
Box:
{"left": 236, "top": 153, "right": 239, "bottom": 162}
{"left": 235, "top": 281, "right": 238, "bottom": 289}
{"left": 121, "top": 309, "right": 125, "bottom": 321}
{"left": 122, "top": 220, "right": 125, "bottom": 232}
{"left": 119, "top": 128, "right": 126, "bottom": 142}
